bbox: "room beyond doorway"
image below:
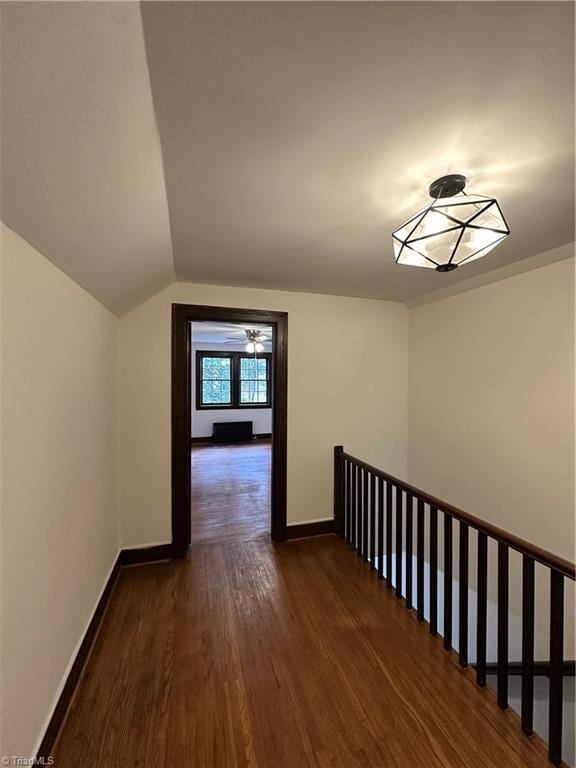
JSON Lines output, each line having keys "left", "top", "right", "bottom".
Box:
{"left": 190, "top": 318, "right": 274, "bottom": 545}
{"left": 171, "top": 304, "right": 288, "bottom": 555}
{"left": 191, "top": 441, "right": 271, "bottom": 545}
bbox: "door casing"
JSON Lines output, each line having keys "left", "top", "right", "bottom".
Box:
{"left": 171, "top": 303, "right": 288, "bottom": 555}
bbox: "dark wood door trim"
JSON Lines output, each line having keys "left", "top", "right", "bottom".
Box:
{"left": 172, "top": 303, "right": 288, "bottom": 553}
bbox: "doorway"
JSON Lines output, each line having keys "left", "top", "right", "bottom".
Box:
{"left": 190, "top": 320, "right": 272, "bottom": 544}
{"left": 171, "top": 304, "right": 288, "bottom": 556}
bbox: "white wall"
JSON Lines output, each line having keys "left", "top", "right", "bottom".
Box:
{"left": 408, "top": 254, "right": 575, "bottom": 644}
{"left": 407, "top": 254, "right": 575, "bottom": 765}
{"left": 118, "top": 283, "right": 409, "bottom": 546}
{"left": 408, "top": 255, "right": 575, "bottom": 560}
{"left": 0, "top": 225, "right": 119, "bottom": 759}
{"left": 191, "top": 342, "right": 272, "bottom": 438}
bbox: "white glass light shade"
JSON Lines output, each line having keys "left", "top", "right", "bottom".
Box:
{"left": 393, "top": 193, "right": 510, "bottom": 271}
{"left": 246, "top": 341, "right": 264, "bottom": 353}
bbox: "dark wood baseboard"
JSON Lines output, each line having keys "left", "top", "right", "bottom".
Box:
{"left": 191, "top": 433, "right": 272, "bottom": 446}
{"left": 36, "top": 551, "right": 122, "bottom": 761}
{"left": 36, "top": 543, "right": 176, "bottom": 759}
{"left": 285, "top": 520, "right": 335, "bottom": 539}
{"left": 120, "top": 543, "right": 173, "bottom": 566}
{"left": 35, "top": 513, "right": 332, "bottom": 759}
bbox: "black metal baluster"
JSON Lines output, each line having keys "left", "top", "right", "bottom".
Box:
{"left": 476, "top": 532, "right": 487, "bottom": 687}
{"left": 357, "top": 465, "right": 362, "bottom": 553}
{"left": 444, "top": 515, "right": 453, "bottom": 650}
{"left": 369, "top": 473, "right": 376, "bottom": 570}
{"left": 497, "top": 542, "right": 509, "bottom": 709}
{"left": 350, "top": 464, "right": 357, "bottom": 551}
{"left": 341, "top": 459, "right": 347, "bottom": 541}
{"left": 356, "top": 464, "right": 361, "bottom": 552}
{"left": 521, "top": 555, "right": 535, "bottom": 735}
{"left": 334, "top": 447, "right": 344, "bottom": 537}
{"left": 395, "top": 487, "right": 403, "bottom": 598}
{"left": 357, "top": 467, "right": 363, "bottom": 558}
{"left": 342, "top": 460, "right": 347, "bottom": 542}
{"left": 386, "top": 482, "right": 393, "bottom": 587}
{"left": 430, "top": 506, "right": 438, "bottom": 636}
{"left": 459, "top": 522, "right": 469, "bottom": 668}
{"left": 377, "top": 478, "right": 384, "bottom": 579}
{"left": 340, "top": 454, "right": 346, "bottom": 538}
{"left": 406, "top": 494, "right": 413, "bottom": 609}
{"left": 549, "top": 571, "right": 565, "bottom": 766}
{"left": 346, "top": 461, "right": 352, "bottom": 546}
{"left": 417, "top": 499, "right": 425, "bottom": 622}
{"left": 362, "top": 469, "right": 369, "bottom": 563}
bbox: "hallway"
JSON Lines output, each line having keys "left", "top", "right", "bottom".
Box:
{"left": 191, "top": 441, "right": 271, "bottom": 545}
{"left": 51, "top": 535, "right": 552, "bottom": 767}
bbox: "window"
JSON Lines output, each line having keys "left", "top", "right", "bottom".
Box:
{"left": 240, "top": 356, "right": 269, "bottom": 404}
{"left": 199, "top": 354, "right": 232, "bottom": 406}
{"left": 196, "top": 351, "right": 271, "bottom": 409}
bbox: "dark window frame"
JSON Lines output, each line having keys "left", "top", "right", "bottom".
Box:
{"left": 196, "top": 350, "right": 272, "bottom": 410}
{"left": 195, "top": 351, "right": 234, "bottom": 409}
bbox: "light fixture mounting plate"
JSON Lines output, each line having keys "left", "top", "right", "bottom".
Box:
{"left": 429, "top": 174, "right": 466, "bottom": 199}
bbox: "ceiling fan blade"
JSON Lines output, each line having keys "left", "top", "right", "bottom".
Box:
{"left": 223, "top": 323, "right": 269, "bottom": 331}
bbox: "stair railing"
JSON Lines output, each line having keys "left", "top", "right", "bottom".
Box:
{"left": 333, "top": 445, "right": 575, "bottom": 767}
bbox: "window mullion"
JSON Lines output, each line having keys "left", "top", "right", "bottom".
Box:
{"left": 232, "top": 352, "right": 240, "bottom": 407}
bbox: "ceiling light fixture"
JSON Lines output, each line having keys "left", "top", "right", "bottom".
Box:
{"left": 244, "top": 329, "right": 266, "bottom": 354}
{"left": 392, "top": 174, "right": 510, "bottom": 272}
{"left": 223, "top": 327, "right": 271, "bottom": 352}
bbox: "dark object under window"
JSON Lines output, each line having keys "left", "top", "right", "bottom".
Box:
{"left": 196, "top": 351, "right": 271, "bottom": 410}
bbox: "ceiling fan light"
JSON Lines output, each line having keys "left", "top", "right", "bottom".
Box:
{"left": 255, "top": 342, "right": 264, "bottom": 353}
{"left": 245, "top": 341, "right": 256, "bottom": 354}
{"left": 392, "top": 175, "right": 510, "bottom": 272}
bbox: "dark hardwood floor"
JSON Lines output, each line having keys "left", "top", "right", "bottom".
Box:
{"left": 191, "top": 441, "right": 271, "bottom": 545}
{"left": 51, "top": 529, "right": 553, "bottom": 767}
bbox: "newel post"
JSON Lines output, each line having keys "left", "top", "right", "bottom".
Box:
{"left": 334, "top": 445, "right": 344, "bottom": 537}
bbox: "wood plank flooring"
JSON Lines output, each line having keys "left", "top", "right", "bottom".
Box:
{"left": 51, "top": 531, "right": 554, "bottom": 767}
{"left": 191, "top": 442, "right": 271, "bottom": 545}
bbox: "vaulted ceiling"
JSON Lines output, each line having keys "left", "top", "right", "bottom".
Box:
{"left": 0, "top": 3, "right": 174, "bottom": 313}
{"left": 1, "top": 2, "right": 574, "bottom": 314}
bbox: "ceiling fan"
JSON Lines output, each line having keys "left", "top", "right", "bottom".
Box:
{"left": 224, "top": 327, "right": 272, "bottom": 353}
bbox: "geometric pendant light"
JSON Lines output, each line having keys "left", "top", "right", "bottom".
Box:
{"left": 392, "top": 174, "right": 510, "bottom": 272}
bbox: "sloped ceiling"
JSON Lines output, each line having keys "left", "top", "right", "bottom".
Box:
{"left": 0, "top": 2, "right": 175, "bottom": 314}
{"left": 1, "top": 2, "right": 574, "bottom": 313}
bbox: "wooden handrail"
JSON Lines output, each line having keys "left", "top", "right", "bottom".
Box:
{"left": 336, "top": 446, "right": 574, "bottom": 766}
{"left": 340, "top": 451, "right": 575, "bottom": 580}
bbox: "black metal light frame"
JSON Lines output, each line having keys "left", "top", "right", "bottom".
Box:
{"left": 393, "top": 174, "right": 510, "bottom": 272}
